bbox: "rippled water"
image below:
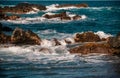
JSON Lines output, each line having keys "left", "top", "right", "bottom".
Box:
{"left": 0, "top": 1, "right": 120, "bottom": 78}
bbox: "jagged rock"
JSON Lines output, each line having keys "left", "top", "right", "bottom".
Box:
{"left": 0, "top": 2, "right": 46, "bottom": 14}
{"left": 74, "top": 32, "right": 101, "bottom": 42}
{"left": 11, "top": 27, "right": 41, "bottom": 45}
{"left": 55, "top": 3, "right": 88, "bottom": 8}
{"left": 108, "top": 32, "right": 120, "bottom": 48}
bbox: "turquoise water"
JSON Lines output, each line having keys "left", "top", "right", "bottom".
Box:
{"left": 0, "top": 1, "right": 120, "bottom": 78}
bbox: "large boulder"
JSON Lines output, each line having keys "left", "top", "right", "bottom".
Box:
{"left": 11, "top": 28, "right": 41, "bottom": 45}
{"left": 74, "top": 32, "right": 101, "bottom": 42}
{"left": 55, "top": 3, "right": 88, "bottom": 8}
{"left": 108, "top": 32, "right": 120, "bottom": 48}
{"left": 69, "top": 42, "right": 119, "bottom": 55}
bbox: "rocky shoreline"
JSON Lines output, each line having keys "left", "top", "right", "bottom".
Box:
{"left": 0, "top": 2, "right": 88, "bottom": 20}
{"left": 0, "top": 23, "right": 120, "bottom": 56}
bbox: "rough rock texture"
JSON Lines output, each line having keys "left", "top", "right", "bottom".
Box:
{"left": 0, "top": 2, "right": 46, "bottom": 14}
{"left": 70, "top": 32, "right": 120, "bottom": 56}
{"left": 74, "top": 32, "right": 101, "bottom": 42}
{"left": 56, "top": 3, "right": 88, "bottom": 8}
{"left": 70, "top": 43, "right": 117, "bottom": 54}
{"left": 0, "top": 32, "right": 11, "bottom": 44}
{"left": 0, "top": 13, "right": 20, "bottom": 20}
{"left": 108, "top": 32, "right": 120, "bottom": 48}
{"left": 11, "top": 28, "right": 41, "bottom": 45}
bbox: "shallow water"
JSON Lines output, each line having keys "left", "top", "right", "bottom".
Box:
{"left": 0, "top": 1, "right": 120, "bottom": 78}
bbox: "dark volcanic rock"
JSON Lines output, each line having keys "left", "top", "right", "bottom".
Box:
{"left": 0, "top": 2, "right": 46, "bottom": 14}
{"left": 11, "top": 27, "right": 41, "bottom": 45}
{"left": 55, "top": 3, "right": 88, "bottom": 8}
{"left": 74, "top": 32, "right": 101, "bottom": 42}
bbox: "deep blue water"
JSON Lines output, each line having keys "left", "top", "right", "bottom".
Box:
{"left": 0, "top": 1, "right": 120, "bottom": 78}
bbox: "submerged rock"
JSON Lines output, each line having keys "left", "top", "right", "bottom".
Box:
{"left": 74, "top": 32, "right": 101, "bottom": 42}
{"left": 0, "top": 2, "right": 46, "bottom": 14}
{"left": 55, "top": 3, "right": 88, "bottom": 8}
{"left": 11, "top": 27, "right": 41, "bottom": 45}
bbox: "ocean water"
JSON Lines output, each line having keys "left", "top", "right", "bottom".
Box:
{"left": 0, "top": 1, "right": 120, "bottom": 78}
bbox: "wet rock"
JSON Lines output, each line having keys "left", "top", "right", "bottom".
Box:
{"left": 43, "top": 12, "right": 67, "bottom": 19}
{"left": 0, "top": 13, "right": 20, "bottom": 20}
{"left": 56, "top": 3, "right": 88, "bottom": 8}
{"left": 108, "top": 32, "right": 120, "bottom": 48}
{"left": 5, "top": 15, "right": 20, "bottom": 20}
{"left": 43, "top": 12, "right": 81, "bottom": 21}
{"left": 0, "top": 32, "right": 11, "bottom": 44}
{"left": 53, "top": 38, "right": 61, "bottom": 46}
{"left": 0, "top": 2, "right": 46, "bottom": 14}
{"left": 73, "top": 15, "right": 81, "bottom": 20}
{"left": 69, "top": 42, "right": 119, "bottom": 55}
{"left": 11, "top": 27, "right": 41, "bottom": 45}
{"left": 60, "top": 16, "right": 71, "bottom": 20}
{"left": 74, "top": 32, "right": 101, "bottom": 42}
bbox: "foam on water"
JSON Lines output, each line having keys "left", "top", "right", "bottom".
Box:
{"left": 95, "top": 31, "right": 113, "bottom": 39}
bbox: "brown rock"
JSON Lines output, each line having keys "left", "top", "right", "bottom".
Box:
{"left": 73, "top": 15, "right": 81, "bottom": 20}
{"left": 43, "top": 12, "right": 67, "bottom": 19}
{"left": 74, "top": 32, "right": 101, "bottom": 42}
{"left": 56, "top": 3, "right": 88, "bottom": 8}
{"left": 0, "top": 32, "right": 11, "bottom": 44}
{"left": 0, "top": 13, "right": 20, "bottom": 20}
{"left": 108, "top": 32, "right": 120, "bottom": 48}
{"left": 69, "top": 42, "right": 119, "bottom": 55}
{"left": 0, "top": 2, "right": 46, "bottom": 14}
{"left": 11, "top": 27, "right": 41, "bottom": 45}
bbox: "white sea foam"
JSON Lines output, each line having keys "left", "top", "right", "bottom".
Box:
{"left": 45, "top": 4, "right": 78, "bottom": 12}
{"left": 95, "top": 31, "right": 113, "bottom": 39}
